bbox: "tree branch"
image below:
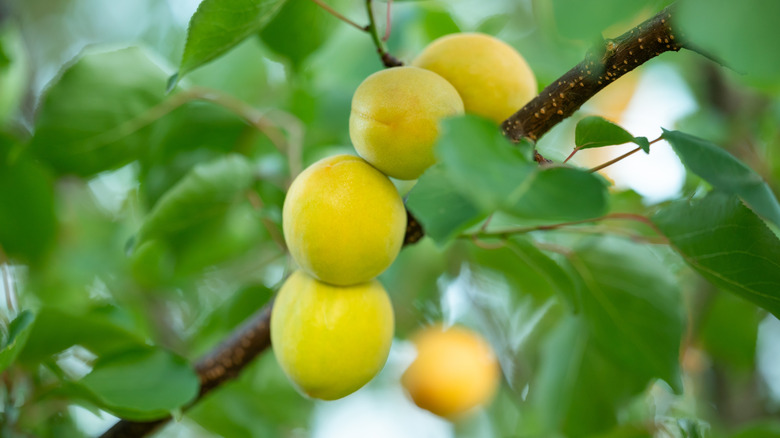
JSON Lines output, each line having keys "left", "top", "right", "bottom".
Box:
{"left": 101, "top": 5, "right": 694, "bottom": 437}
{"left": 502, "top": 5, "right": 684, "bottom": 141}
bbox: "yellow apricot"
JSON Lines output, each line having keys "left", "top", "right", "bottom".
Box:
{"left": 402, "top": 324, "right": 500, "bottom": 418}
{"left": 271, "top": 270, "right": 395, "bottom": 400}
{"left": 283, "top": 154, "right": 406, "bottom": 286}
{"left": 349, "top": 66, "right": 464, "bottom": 180}
{"left": 414, "top": 33, "right": 537, "bottom": 124}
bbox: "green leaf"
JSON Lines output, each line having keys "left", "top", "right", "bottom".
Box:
{"left": 506, "top": 166, "right": 609, "bottom": 221}
{"left": 662, "top": 129, "right": 780, "bottom": 228}
{"left": 29, "top": 48, "right": 168, "bottom": 177}
{"left": 569, "top": 237, "right": 683, "bottom": 391}
{"left": 575, "top": 116, "right": 650, "bottom": 152}
{"left": 0, "top": 152, "right": 56, "bottom": 264}
{"left": 136, "top": 154, "right": 255, "bottom": 245}
{"left": 653, "top": 192, "right": 780, "bottom": 319}
{"left": 19, "top": 306, "right": 145, "bottom": 365}
{"left": 175, "top": 0, "right": 287, "bottom": 86}
{"left": 551, "top": 0, "right": 655, "bottom": 41}
{"left": 435, "top": 115, "right": 535, "bottom": 212}
{"left": 259, "top": 0, "right": 348, "bottom": 69}
{"left": 699, "top": 292, "right": 759, "bottom": 370}
{"left": 677, "top": 0, "right": 780, "bottom": 86}
{"left": 77, "top": 347, "right": 199, "bottom": 420}
{"left": 406, "top": 164, "right": 486, "bottom": 244}
{"left": 472, "top": 237, "right": 579, "bottom": 308}
{"left": 532, "top": 318, "right": 643, "bottom": 436}
{"left": 0, "top": 310, "right": 35, "bottom": 373}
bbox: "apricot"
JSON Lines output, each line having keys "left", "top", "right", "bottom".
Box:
{"left": 402, "top": 324, "right": 500, "bottom": 418}
{"left": 271, "top": 270, "right": 395, "bottom": 400}
{"left": 414, "top": 33, "right": 537, "bottom": 124}
{"left": 349, "top": 66, "right": 464, "bottom": 180}
{"left": 282, "top": 154, "right": 406, "bottom": 286}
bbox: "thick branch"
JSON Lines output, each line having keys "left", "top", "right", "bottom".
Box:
{"left": 102, "top": 5, "right": 690, "bottom": 437}
{"left": 501, "top": 5, "right": 683, "bottom": 141}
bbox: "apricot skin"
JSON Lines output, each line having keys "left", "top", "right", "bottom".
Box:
{"left": 282, "top": 154, "right": 406, "bottom": 286}
{"left": 271, "top": 270, "right": 395, "bottom": 400}
{"left": 414, "top": 33, "right": 537, "bottom": 124}
{"left": 349, "top": 66, "right": 464, "bottom": 180}
{"left": 402, "top": 324, "right": 500, "bottom": 418}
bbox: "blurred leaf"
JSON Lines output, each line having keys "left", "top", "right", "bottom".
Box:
{"left": 730, "top": 421, "right": 780, "bottom": 438}
{"left": 662, "top": 129, "right": 780, "bottom": 228}
{"left": 380, "top": 238, "right": 446, "bottom": 337}
{"left": 533, "top": 318, "right": 642, "bottom": 436}
{"left": 0, "top": 310, "right": 35, "bottom": 373}
{"left": 575, "top": 116, "right": 650, "bottom": 152}
{"left": 19, "top": 306, "right": 145, "bottom": 365}
{"left": 136, "top": 154, "right": 255, "bottom": 245}
{"left": 30, "top": 48, "right": 168, "bottom": 177}
{"left": 653, "top": 192, "right": 780, "bottom": 318}
{"left": 0, "top": 152, "right": 56, "bottom": 263}
{"left": 188, "top": 352, "right": 312, "bottom": 437}
{"left": 139, "top": 103, "right": 250, "bottom": 206}
{"left": 174, "top": 0, "right": 287, "bottom": 87}
{"left": 476, "top": 15, "right": 511, "bottom": 36}
{"left": 259, "top": 0, "right": 348, "bottom": 69}
{"left": 406, "top": 164, "right": 486, "bottom": 244}
{"left": 472, "top": 237, "right": 579, "bottom": 308}
{"left": 420, "top": 6, "right": 460, "bottom": 41}
{"left": 677, "top": 0, "right": 780, "bottom": 86}
{"left": 506, "top": 166, "right": 609, "bottom": 221}
{"left": 699, "top": 292, "right": 759, "bottom": 370}
{"left": 551, "top": 0, "right": 654, "bottom": 41}
{"left": 76, "top": 347, "right": 199, "bottom": 420}
{"left": 569, "top": 237, "right": 683, "bottom": 391}
{"left": 189, "top": 284, "right": 273, "bottom": 356}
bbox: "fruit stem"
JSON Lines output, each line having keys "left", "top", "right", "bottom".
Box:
{"left": 366, "top": 0, "right": 403, "bottom": 67}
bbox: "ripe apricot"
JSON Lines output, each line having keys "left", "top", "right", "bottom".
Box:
{"left": 414, "top": 33, "right": 537, "bottom": 124}
{"left": 282, "top": 154, "right": 406, "bottom": 286}
{"left": 402, "top": 324, "right": 500, "bottom": 418}
{"left": 271, "top": 270, "right": 395, "bottom": 400}
{"left": 349, "top": 66, "right": 464, "bottom": 180}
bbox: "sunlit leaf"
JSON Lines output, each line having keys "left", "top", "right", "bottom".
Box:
{"left": 662, "top": 129, "right": 780, "bottom": 228}
{"left": 653, "top": 192, "right": 780, "bottom": 318}
{"left": 575, "top": 116, "right": 650, "bottom": 152}
{"left": 173, "top": 0, "right": 287, "bottom": 87}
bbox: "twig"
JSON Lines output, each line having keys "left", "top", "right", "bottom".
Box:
{"left": 308, "top": 0, "right": 366, "bottom": 32}
{"left": 366, "top": 0, "right": 402, "bottom": 67}
{"left": 246, "top": 191, "right": 287, "bottom": 252}
{"left": 383, "top": 0, "right": 393, "bottom": 42}
{"left": 465, "top": 212, "right": 666, "bottom": 242}
{"left": 588, "top": 136, "right": 662, "bottom": 173}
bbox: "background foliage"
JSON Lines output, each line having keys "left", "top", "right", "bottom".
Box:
{"left": 1, "top": 0, "right": 779, "bottom": 437}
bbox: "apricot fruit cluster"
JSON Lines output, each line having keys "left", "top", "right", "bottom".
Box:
{"left": 273, "top": 31, "right": 528, "bottom": 403}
